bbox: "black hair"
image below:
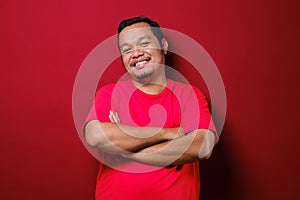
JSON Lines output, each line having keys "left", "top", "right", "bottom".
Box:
{"left": 117, "top": 16, "right": 165, "bottom": 48}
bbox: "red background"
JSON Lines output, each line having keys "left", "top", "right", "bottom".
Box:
{"left": 1, "top": 0, "right": 299, "bottom": 199}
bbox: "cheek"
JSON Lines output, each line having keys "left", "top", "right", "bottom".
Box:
{"left": 150, "top": 50, "right": 164, "bottom": 61}
{"left": 150, "top": 47, "right": 163, "bottom": 54}
{"left": 121, "top": 56, "right": 129, "bottom": 65}
{"left": 121, "top": 56, "right": 132, "bottom": 72}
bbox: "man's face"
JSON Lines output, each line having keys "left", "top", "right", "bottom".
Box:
{"left": 118, "top": 22, "right": 167, "bottom": 83}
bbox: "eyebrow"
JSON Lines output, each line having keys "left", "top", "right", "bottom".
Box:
{"left": 119, "top": 35, "right": 152, "bottom": 49}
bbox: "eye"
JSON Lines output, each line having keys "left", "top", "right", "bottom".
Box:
{"left": 121, "top": 47, "right": 132, "bottom": 54}
{"left": 140, "top": 41, "right": 150, "bottom": 47}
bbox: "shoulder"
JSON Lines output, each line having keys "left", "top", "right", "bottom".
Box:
{"left": 95, "top": 79, "right": 133, "bottom": 98}
{"left": 168, "top": 79, "right": 205, "bottom": 97}
{"left": 96, "top": 84, "right": 116, "bottom": 96}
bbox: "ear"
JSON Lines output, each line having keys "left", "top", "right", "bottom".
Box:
{"left": 161, "top": 38, "right": 168, "bottom": 54}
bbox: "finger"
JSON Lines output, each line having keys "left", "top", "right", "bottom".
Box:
{"left": 109, "top": 114, "right": 114, "bottom": 123}
{"left": 115, "top": 112, "right": 121, "bottom": 124}
{"left": 112, "top": 112, "right": 120, "bottom": 124}
{"left": 109, "top": 111, "right": 115, "bottom": 123}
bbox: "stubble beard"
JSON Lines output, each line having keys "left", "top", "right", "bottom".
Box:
{"left": 136, "top": 70, "right": 154, "bottom": 82}
{"left": 132, "top": 67, "right": 155, "bottom": 83}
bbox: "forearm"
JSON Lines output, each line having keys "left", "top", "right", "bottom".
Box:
{"left": 123, "top": 129, "right": 216, "bottom": 166}
{"left": 84, "top": 120, "right": 183, "bottom": 154}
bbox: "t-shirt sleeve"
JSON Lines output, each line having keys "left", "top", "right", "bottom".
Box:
{"left": 85, "top": 84, "right": 114, "bottom": 124}
{"left": 95, "top": 85, "right": 115, "bottom": 122}
{"left": 181, "top": 86, "right": 219, "bottom": 143}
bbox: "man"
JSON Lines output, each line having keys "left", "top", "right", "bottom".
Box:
{"left": 84, "top": 16, "right": 218, "bottom": 200}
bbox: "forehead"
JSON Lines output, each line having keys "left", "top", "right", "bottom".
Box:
{"left": 119, "top": 22, "right": 156, "bottom": 45}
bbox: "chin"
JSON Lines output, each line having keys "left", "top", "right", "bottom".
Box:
{"left": 135, "top": 72, "right": 154, "bottom": 83}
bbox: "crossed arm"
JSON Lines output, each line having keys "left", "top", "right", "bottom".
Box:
{"left": 84, "top": 111, "right": 216, "bottom": 166}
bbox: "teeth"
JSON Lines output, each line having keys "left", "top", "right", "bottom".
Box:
{"left": 135, "top": 60, "right": 147, "bottom": 67}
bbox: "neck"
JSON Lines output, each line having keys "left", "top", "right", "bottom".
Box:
{"left": 132, "top": 75, "right": 168, "bottom": 94}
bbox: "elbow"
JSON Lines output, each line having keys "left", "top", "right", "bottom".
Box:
{"left": 200, "top": 150, "right": 213, "bottom": 160}
{"left": 84, "top": 121, "right": 122, "bottom": 154}
{"left": 198, "top": 129, "right": 215, "bottom": 160}
{"left": 84, "top": 120, "right": 104, "bottom": 148}
{"left": 198, "top": 147, "right": 213, "bottom": 160}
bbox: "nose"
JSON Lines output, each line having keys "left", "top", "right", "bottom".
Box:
{"left": 132, "top": 48, "right": 143, "bottom": 58}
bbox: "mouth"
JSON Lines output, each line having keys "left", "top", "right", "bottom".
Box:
{"left": 131, "top": 57, "right": 151, "bottom": 68}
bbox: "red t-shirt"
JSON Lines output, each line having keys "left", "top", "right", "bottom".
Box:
{"left": 89, "top": 79, "right": 216, "bottom": 200}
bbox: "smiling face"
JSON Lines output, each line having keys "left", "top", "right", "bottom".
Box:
{"left": 118, "top": 22, "right": 168, "bottom": 84}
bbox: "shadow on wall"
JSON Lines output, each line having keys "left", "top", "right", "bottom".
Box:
{"left": 165, "top": 53, "right": 241, "bottom": 200}
{"left": 199, "top": 124, "right": 241, "bottom": 200}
